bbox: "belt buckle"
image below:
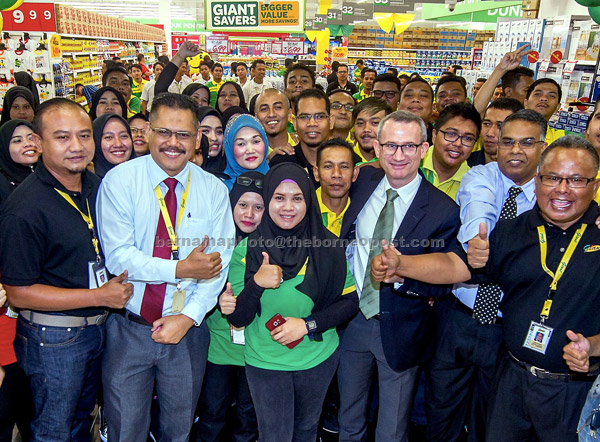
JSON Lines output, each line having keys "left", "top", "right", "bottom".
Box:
{"left": 529, "top": 365, "right": 538, "bottom": 377}
{"left": 95, "top": 312, "right": 108, "bottom": 325}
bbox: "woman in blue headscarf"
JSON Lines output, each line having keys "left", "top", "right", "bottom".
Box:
{"left": 222, "top": 114, "right": 269, "bottom": 190}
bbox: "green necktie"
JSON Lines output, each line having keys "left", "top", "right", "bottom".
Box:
{"left": 360, "top": 188, "right": 399, "bottom": 319}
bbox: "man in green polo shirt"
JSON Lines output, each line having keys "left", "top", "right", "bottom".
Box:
{"left": 206, "top": 63, "right": 227, "bottom": 107}
{"left": 353, "top": 68, "right": 377, "bottom": 103}
{"left": 130, "top": 64, "right": 147, "bottom": 99}
{"left": 420, "top": 102, "right": 481, "bottom": 200}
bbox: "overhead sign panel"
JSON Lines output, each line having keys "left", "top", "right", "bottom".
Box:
{"left": 206, "top": 0, "right": 305, "bottom": 32}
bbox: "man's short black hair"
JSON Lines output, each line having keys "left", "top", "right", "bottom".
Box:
{"left": 33, "top": 98, "right": 88, "bottom": 135}
{"left": 327, "top": 88, "right": 356, "bottom": 104}
{"left": 501, "top": 67, "right": 534, "bottom": 93}
{"left": 400, "top": 78, "right": 434, "bottom": 103}
{"left": 486, "top": 97, "right": 524, "bottom": 115}
{"left": 387, "top": 67, "right": 399, "bottom": 77}
{"left": 398, "top": 74, "right": 410, "bottom": 81}
{"left": 525, "top": 78, "right": 562, "bottom": 103}
{"left": 284, "top": 63, "right": 316, "bottom": 88}
{"left": 237, "top": 62, "right": 248, "bottom": 70}
{"left": 200, "top": 61, "right": 211, "bottom": 69}
{"left": 476, "top": 77, "right": 487, "bottom": 83}
{"left": 435, "top": 75, "right": 467, "bottom": 98}
{"left": 153, "top": 62, "right": 165, "bottom": 71}
{"left": 250, "top": 59, "right": 266, "bottom": 70}
{"left": 211, "top": 62, "right": 223, "bottom": 72}
{"left": 131, "top": 64, "right": 142, "bottom": 72}
{"left": 284, "top": 58, "right": 294, "bottom": 69}
{"left": 361, "top": 68, "right": 377, "bottom": 78}
{"left": 75, "top": 83, "right": 84, "bottom": 89}
{"left": 356, "top": 59, "right": 364, "bottom": 66}
{"left": 352, "top": 96, "right": 393, "bottom": 121}
{"left": 137, "top": 53, "right": 145, "bottom": 62}
{"left": 540, "top": 134, "right": 599, "bottom": 170}
{"left": 157, "top": 55, "right": 170, "bottom": 65}
{"left": 331, "top": 61, "right": 340, "bottom": 72}
{"left": 317, "top": 138, "right": 356, "bottom": 166}
{"left": 102, "top": 66, "right": 131, "bottom": 87}
{"left": 373, "top": 73, "right": 402, "bottom": 92}
{"left": 501, "top": 109, "right": 548, "bottom": 141}
{"left": 150, "top": 93, "right": 198, "bottom": 129}
{"left": 434, "top": 102, "right": 482, "bottom": 136}
{"left": 337, "top": 64, "right": 348, "bottom": 72}
{"left": 294, "top": 88, "right": 330, "bottom": 115}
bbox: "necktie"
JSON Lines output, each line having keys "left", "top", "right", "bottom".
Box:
{"left": 140, "top": 178, "right": 178, "bottom": 324}
{"left": 472, "top": 186, "right": 523, "bottom": 324}
{"left": 360, "top": 188, "right": 399, "bottom": 320}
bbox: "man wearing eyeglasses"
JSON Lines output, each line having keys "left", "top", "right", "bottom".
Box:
{"left": 372, "top": 135, "right": 600, "bottom": 442}
{"left": 337, "top": 110, "right": 460, "bottom": 441}
{"left": 269, "top": 88, "right": 334, "bottom": 188}
{"left": 326, "top": 64, "right": 359, "bottom": 95}
{"left": 372, "top": 73, "right": 403, "bottom": 110}
{"left": 328, "top": 89, "right": 356, "bottom": 142}
{"left": 96, "top": 93, "right": 235, "bottom": 441}
{"left": 420, "top": 103, "right": 481, "bottom": 201}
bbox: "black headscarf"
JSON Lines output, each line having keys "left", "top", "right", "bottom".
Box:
{"left": 182, "top": 83, "right": 210, "bottom": 106}
{"left": 215, "top": 82, "right": 247, "bottom": 114}
{"left": 0, "top": 87, "right": 36, "bottom": 127}
{"left": 89, "top": 86, "right": 128, "bottom": 121}
{"left": 244, "top": 163, "right": 347, "bottom": 311}
{"left": 230, "top": 170, "right": 264, "bottom": 243}
{"left": 14, "top": 72, "right": 40, "bottom": 107}
{"left": 220, "top": 106, "right": 250, "bottom": 128}
{"left": 0, "top": 119, "right": 36, "bottom": 200}
{"left": 128, "top": 112, "right": 148, "bottom": 124}
{"left": 92, "top": 113, "right": 134, "bottom": 178}
{"left": 197, "top": 106, "right": 227, "bottom": 176}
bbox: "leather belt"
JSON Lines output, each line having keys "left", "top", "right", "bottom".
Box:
{"left": 453, "top": 297, "right": 503, "bottom": 325}
{"left": 20, "top": 310, "right": 108, "bottom": 327}
{"left": 508, "top": 352, "right": 598, "bottom": 381}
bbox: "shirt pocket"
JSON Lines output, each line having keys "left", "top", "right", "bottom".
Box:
{"left": 179, "top": 216, "right": 211, "bottom": 257}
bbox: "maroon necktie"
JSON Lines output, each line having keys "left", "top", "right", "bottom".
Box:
{"left": 140, "top": 178, "right": 178, "bottom": 324}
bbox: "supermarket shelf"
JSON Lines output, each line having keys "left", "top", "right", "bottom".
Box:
{"left": 349, "top": 55, "right": 469, "bottom": 61}
{"left": 60, "top": 34, "right": 165, "bottom": 43}
{"left": 63, "top": 51, "right": 119, "bottom": 56}
{"left": 72, "top": 67, "right": 102, "bottom": 73}
{"left": 348, "top": 47, "right": 470, "bottom": 52}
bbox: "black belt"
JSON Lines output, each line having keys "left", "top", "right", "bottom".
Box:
{"left": 453, "top": 297, "right": 502, "bottom": 325}
{"left": 508, "top": 352, "right": 598, "bottom": 381}
{"left": 116, "top": 310, "right": 151, "bottom": 327}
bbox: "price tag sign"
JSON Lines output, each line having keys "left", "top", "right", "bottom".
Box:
{"left": 563, "top": 61, "right": 577, "bottom": 74}
{"left": 341, "top": 2, "right": 357, "bottom": 25}
{"left": 3, "top": 3, "right": 57, "bottom": 32}
{"left": 271, "top": 41, "right": 282, "bottom": 54}
{"left": 538, "top": 60, "right": 550, "bottom": 72}
{"left": 327, "top": 8, "right": 343, "bottom": 25}
{"left": 264, "top": 41, "right": 272, "bottom": 52}
{"left": 282, "top": 37, "right": 304, "bottom": 55}
{"left": 352, "top": 3, "right": 373, "bottom": 23}
{"left": 373, "top": 0, "right": 406, "bottom": 13}
{"left": 313, "top": 14, "right": 327, "bottom": 30}
{"left": 304, "top": 19, "right": 314, "bottom": 31}
{"left": 206, "top": 35, "right": 229, "bottom": 53}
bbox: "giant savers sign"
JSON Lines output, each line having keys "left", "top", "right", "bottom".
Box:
{"left": 206, "top": 0, "right": 305, "bottom": 32}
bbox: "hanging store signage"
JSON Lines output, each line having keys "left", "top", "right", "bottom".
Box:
{"left": 3, "top": 2, "right": 56, "bottom": 32}
{"left": 206, "top": 35, "right": 229, "bottom": 53}
{"left": 373, "top": 0, "right": 406, "bottom": 13}
{"left": 313, "top": 13, "right": 327, "bottom": 30}
{"left": 351, "top": 3, "right": 374, "bottom": 23}
{"left": 271, "top": 41, "right": 283, "bottom": 54}
{"left": 282, "top": 37, "right": 304, "bottom": 54}
{"left": 327, "top": 8, "right": 343, "bottom": 25}
{"left": 206, "top": 0, "right": 305, "bottom": 33}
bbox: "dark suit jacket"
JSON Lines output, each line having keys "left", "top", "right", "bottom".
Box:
{"left": 341, "top": 166, "right": 460, "bottom": 372}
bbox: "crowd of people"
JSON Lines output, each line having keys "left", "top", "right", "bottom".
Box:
{"left": 0, "top": 38, "right": 599, "bottom": 442}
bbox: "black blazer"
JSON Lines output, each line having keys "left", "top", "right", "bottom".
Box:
{"left": 341, "top": 166, "right": 461, "bottom": 372}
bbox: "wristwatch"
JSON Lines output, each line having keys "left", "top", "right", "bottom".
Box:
{"left": 304, "top": 316, "right": 322, "bottom": 341}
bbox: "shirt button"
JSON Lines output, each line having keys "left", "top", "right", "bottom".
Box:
{"left": 563, "top": 231, "right": 567, "bottom": 235}
{"left": 560, "top": 247, "right": 565, "bottom": 252}
{"left": 40, "top": 343, "right": 44, "bottom": 347}
{"left": 42, "top": 327, "right": 46, "bottom": 331}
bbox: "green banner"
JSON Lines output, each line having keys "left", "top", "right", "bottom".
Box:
{"left": 422, "top": 0, "right": 521, "bottom": 21}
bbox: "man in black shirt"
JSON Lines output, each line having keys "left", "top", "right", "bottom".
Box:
{"left": 326, "top": 64, "right": 359, "bottom": 95}
{"left": 0, "top": 98, "right": 133, "bottom": 441}
{"left": 372, "top": 135, "right": 600, "bottom": 442}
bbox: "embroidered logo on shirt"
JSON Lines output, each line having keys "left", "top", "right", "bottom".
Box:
{"left": 584, "top": 244, "right": 600, "bottom": 253}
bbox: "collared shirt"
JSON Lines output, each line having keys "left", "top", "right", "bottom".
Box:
{"left": 96, "top": 156, "right": 235, "bottom": 324}
{"left": 353, "top": 88, "right": 370, "bottom": 103}
{"left": 0, "top": 161, "right": 104, "bottom": 317}
{"left": 420, "top": 146, "right": 470, "bottom": 201}
{"left": 207, "top": 79, "right": 226, "bottom": 107}
{"left": 453, "top": 162, "right": 536, "bottom": 309}
{"left": 132, "top": 79, "right": 147, "bottom": 98}
{"left": 353, "top": 174, "right": 421, "bottom": 296}
{"left": 546, "top": 127, "right": 566, "bottom": 145}
{"left": 326, "top": 80, "right": 359, "bottom": 95}
{"left": 194, "top": 75, "right": 212, "bottom": 85}
{"left": 140, "top": 79, "right": 156, "bottom": 111}
{"left": 316, "top": 187, "right": 350, "bottom": 237}
{"left": 127, "top": 96, "right": 141, "bottom": 118}
{"left": 242, "top": 78, "right": 273, "bottom": 102}
{"left": 168, "top": 75, "right": 193, "bottom": 94}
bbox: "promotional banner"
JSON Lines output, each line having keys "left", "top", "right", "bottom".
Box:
{"left": 206, "top": 0, "right": 305, "bottom": 32}
{"left": 3, "top": 2, "right": 56, "bottom": 32}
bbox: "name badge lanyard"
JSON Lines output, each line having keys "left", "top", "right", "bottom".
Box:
{"left": 536, "top": 224, "right": 587, "bottom": 323}
{"left": 153, "top": 173, "right": 191, "bottom": 298}
{"left": 54, "top": 188, "right": 102, "bottom": 262}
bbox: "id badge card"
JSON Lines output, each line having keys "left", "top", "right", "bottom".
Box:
{"left": 88, "top": 260, "right": 108, "bottom": 289}
{"left": 523, "top": 321, "right": 554, "bottom": 354}
{"left": 172, "top": 288, "right": 186, "bottom": 313}
{"left": 230, "top": 325, "right": 246, "bottom": 345}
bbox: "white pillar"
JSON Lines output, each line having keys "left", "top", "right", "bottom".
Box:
{"left": 159, "top": 0, "right": 172, "bottom": 55}
{"left": 538, "top": 0, "right": 587, "bottom": 19}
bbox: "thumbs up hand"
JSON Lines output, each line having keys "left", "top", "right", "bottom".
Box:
{"left": 253, "top": 252, "right": 284, "bottom": 289}
{"left": 219, "top": 283, "right": 236, "bottom": 315}
{"left": 563, "top": 330, "right": 592, "bottom": 372}
{"left": 467, "top": 222, "right": 490, "bottom": 269}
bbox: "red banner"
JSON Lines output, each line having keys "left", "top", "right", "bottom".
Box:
{"left": 3, "top": 2, "right": 57, "bottom": 32}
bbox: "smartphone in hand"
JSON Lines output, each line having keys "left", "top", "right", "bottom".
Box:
{"left": 265, "top": 314, "right": 302, "bottom": 349}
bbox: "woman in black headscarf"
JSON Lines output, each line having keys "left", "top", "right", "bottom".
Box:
{"left": 92, "top": 113, "right": 134, "bottom": 178}
{"left": 215, "top": 81, "right": 247, "bottom": 114}
{"left": 0, "top": 119, "right": 39, "bottom": 203}
{"left": 197, "top": 106, "right": 227, "bottom": 176}
{"left": 14, "top": 71, "right": 40, "bottom": 107}
{"left": 226, "top": 163, "right": 358, "bottom": 441}
{"left": 182, "top": 83, "right": 210, "bottom": 107}
{"left": 0, "top": 87, "right": 36, "bottom": 127}
{"left": 220, "top": 105, "right": 250, "bottom": 129}
{"left": 89, "top": 86, "right": 128, "bottom": 121}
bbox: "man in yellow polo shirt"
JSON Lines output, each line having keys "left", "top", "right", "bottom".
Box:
{"left": 313, "top": 139, "right": 358, "bottom": 236}
{"left": 420, "top": 103, "right": 481, "bottom": 200}
{"left": 524, "top": 78, "right": 565, "bottom": 144}
{"left": 255, "top": 88, "right": 297, "bottom": 160}
{"left": 206, "top": 63, "right": 227, "bottom": 107}
{"left": 584, "top": 101, "right": 600, "bottom": 204}
{"left": 353, "top": 68, "right": 377, "bottom": 103}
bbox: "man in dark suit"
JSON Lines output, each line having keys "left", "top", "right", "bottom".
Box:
{"left": 337, "top": 110, "right": 460, "bottom": 441}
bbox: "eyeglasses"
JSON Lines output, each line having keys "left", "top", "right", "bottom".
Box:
{"left": 373, "top": 90, "right": 399, "bottom": 99}
{"left": 380, "top": 142, "right": 423, "bottom": 155}
{"left": 296, "top": 113, "right": 329, "bottom": 121}
{"left": 438, "top": 129, "right": 477, "bottom": 148}
{"left": 538, "top": 175, "right": 597, "bottom": 188}
{"left": 150, "top": 126, "right": 195, "bottom": 141}
{"left": 130, "top": 127, "right": 145, "bottom": 135}
{"left": 236, "top": 176, "right": 263, "bottom": 189}
{"left": 331, "top": 102, "right": 354, "bottom": 112}
{"left": 499, "top": 138, "right": 544, "bottom": 150}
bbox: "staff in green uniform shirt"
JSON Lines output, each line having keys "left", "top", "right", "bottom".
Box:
{"left": 225, "top": 163, "right": 358, "bottom": 441}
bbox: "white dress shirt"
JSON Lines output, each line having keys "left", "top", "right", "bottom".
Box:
{"left": 453, "top": 162, "right": 537, "bottom": 309}
{"left": 352, "top": 174, "right": 421, "bottom": 297}
{"left": 96, "top": 156, "right": 235, "bottom": 324}
{"left": 242, "top": 77, "right": 273, "bottom": 102}
{"left": 168, "top": 75, "right": 193, "bottom": 94}
{"left": 140, "top": 79, "right": 155, "bottom": 111}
